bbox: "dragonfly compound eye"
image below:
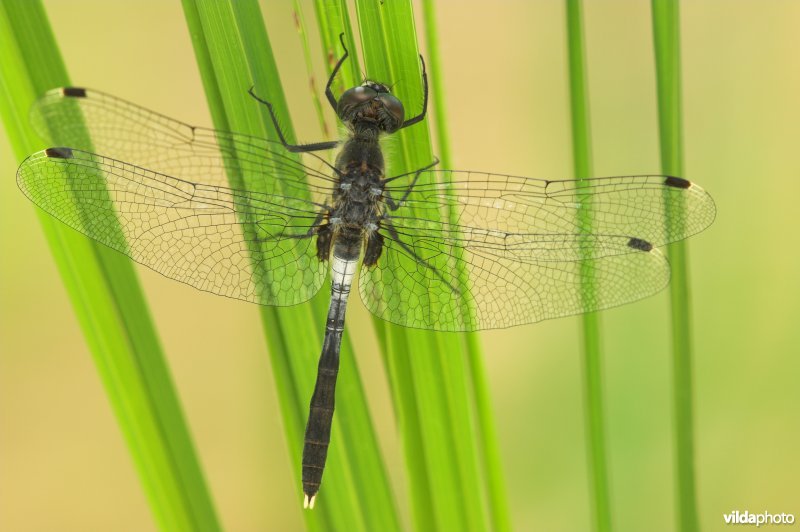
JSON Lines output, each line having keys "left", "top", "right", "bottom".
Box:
{"left": 337, "top": 85, "right": 378, "bottom": 121}
{"left": 375, "top": 94, "right": 404, "bottom": 133}
{"left": 337, "top": 83, "right": 404, "bottom": 133}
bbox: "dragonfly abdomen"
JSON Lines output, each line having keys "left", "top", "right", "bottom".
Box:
{"left": 301, "top": 251, "right": 358, "bottom": 508}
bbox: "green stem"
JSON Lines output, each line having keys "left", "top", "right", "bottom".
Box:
{"left": 0, "top": 2, "right": 220, "bottom": 530}
{"left": 293, "top": 0, "right": 330, "bottom": 139}
{"left": 421, "top": 2, "right": 511, "bottom": 531}
{"left": 353, "top": 2, "right": 490, "bottom": 530}
{"left": 181, "top": 2, "right": 399, "bottom": 530}
{"left": 651, "top": 1, "right": 700, "bottom": 531}
{"left": 565, "top": 2, "right": 612, "bottom": 531}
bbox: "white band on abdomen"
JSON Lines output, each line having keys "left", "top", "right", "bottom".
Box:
{"left": 331, "top": 255, "right": 357, "bottom": 297}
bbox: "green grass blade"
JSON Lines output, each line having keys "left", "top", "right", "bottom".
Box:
{"left": 293, "top": 0, "right": 330, "bottom": 139}
{"left": 180, "top": 2, "right": 400, "bottom": 530}
{"left": 312, "top": 3, "right": 435, "bottom": 526}
{"left": 312, "top": 0, "right": 361, "bottom": 97}
{"left": 420, "top": 2, "right": 511, "bottom": 531}
{"left": 352, "top": 3, "right": 489, "bottom": 530}
{"left": 565, "top": 2, "right": 612, "bottom": 531}
{"left": 419, "top": 0, "right": 451, "bottom": 167}
{"left": 0, "top": 2, "right": 221, "bottom": 530}
{"left": 651, "top": 2, "right": 700, "bottom": 531}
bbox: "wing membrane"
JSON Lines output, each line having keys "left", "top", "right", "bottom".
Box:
{"left": 26, "top": 89, "right": 716, "bottom": 328}
{"left": 364, "top": 171, "right": 714, "bottom": 331}
{"left": 17, "top": 148, "right": 326, "bottom": 306}
{"left": 384, "top": 171, "right": 715, "bottom": 256}
{"left": 361, "top": 229, "right": 670, "bottom": 331}
{"left": 29, "top": 87, "right": 336, "bottom": 201}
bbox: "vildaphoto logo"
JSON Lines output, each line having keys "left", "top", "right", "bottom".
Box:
{"left": 724, "top": 510, "right": 796, "bottom": 527}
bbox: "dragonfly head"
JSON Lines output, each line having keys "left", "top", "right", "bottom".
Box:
{"left": 337, "top": 81, "right": 404, "bottom": 134}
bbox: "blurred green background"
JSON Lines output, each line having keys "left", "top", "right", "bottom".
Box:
{"left": 1, "top": 1, "right": 798, "bottom": 531}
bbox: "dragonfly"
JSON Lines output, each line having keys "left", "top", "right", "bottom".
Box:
{"left": 16, "top": 36, "right": 715, "bottom": 508}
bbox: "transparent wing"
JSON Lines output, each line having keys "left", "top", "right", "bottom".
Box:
{"left": 383, "top": 171, "right": 716, "bottom": 255}
{"left": 17, "top": 148, "right": 327, "bottom": 306}
{"left": 361, "top": 171, "right": 715, "bottom": 331}
{"left": 360, "top": 232, "right": 670, "bottom": 331}
{"left": 29, "top": 87, "right": 336, "bottom": 200}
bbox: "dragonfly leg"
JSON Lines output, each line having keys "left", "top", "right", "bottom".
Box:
{"left": 248, "top": 87, "right": 339, "bottom": 153}
{"left": 398, "top": 54, "right": 428, "bottom": 130}
{"left": 251, "top": 209, "right": 328, "bottom": 244}
{"left": 325, "top": 33, "right": 350, "bottom": 112}
{"left": 382, "top": 220, "right": 459, "bottom": 294}
{"left": 383, "top": 157, "right": 439, "bottom": 210}
{"left": 304, "top": 210, "right": 327, "bottom": 236}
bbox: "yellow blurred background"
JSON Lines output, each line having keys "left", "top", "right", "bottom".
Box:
{"left": 1, "top": 1, "right": 798, "bottom": 531}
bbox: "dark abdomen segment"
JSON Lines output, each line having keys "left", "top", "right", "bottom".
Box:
{"left": 302, "top": 253, "right": 357, "bottom": 508}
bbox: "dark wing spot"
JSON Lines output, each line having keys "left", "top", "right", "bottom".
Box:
{"left": 664, "top": 176, "right": 691, "bottom": 189}
{"left": 60, "top": 87, "right": 87, "bottom": 98}
{"left": 628, "top": 237, "right": 653, "bottom": 252}
{"left": 44, "top": 147, "right": 74, "bottom": 159}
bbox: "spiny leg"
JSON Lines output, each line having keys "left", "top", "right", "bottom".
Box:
{"left": 248, "top": 87, "right": 339, "bottom": 153}
{"left": 383, "top": 157, "right": 439, "bottom": 210}
{"left": 252, "top": 209, "right": 328, "bottom": 243}
{"left": 325, "top": 33, "right": 351, "bottom": 112}
{"left": 382, "top": 219, "right": 459, "bottom": 294}
{"left": 398, "top": 54, "right": 429, "bottom": 130}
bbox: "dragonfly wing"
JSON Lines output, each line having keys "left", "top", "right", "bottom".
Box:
{"left": 29, "top": 87, "right": 336, "bottom": 201}
{"left": 359, "top": 226, "right": 670, "bottom": 331}
{"left": 18, "top": 148, "right": 327, "bottom": 306}
{"left": 363, "top": 170, "right": 714, "bottom": 331}
{"left": 384, "top": 171, "right": 716, "bottom": 255}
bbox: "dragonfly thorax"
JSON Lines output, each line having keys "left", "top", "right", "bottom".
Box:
{"left": 330, "top": 170, "right": 384, "bottom": 228}
{"left": 318, "top": 142, "right": 387, "bottom": 266}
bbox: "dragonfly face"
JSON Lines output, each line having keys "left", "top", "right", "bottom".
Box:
{"left": 336, "top": 81, "right": 405, "bottom": 134}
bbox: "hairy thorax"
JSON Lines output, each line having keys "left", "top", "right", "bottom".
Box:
{"left": 317, "top": 136, "right": 386, "bottom": 264}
